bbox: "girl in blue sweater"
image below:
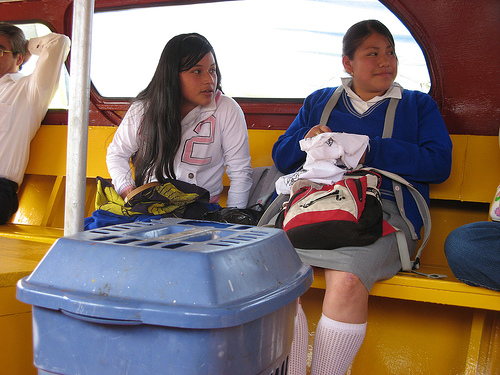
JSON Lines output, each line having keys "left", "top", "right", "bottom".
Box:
{"left": 273, "top": 20, "right": 452, "bottom": 375}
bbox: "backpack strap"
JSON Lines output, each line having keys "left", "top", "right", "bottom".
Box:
{"left": 360, "top": 167, "right": 446, "bottom": 277}
{"left": 319, "top": 86, "right": 400, "bottom": 131}
{"left": 382, "top": 97, "right": 399, "bottom": 138}
{"left": 257, "top": 193, "right": 289, "bottom": 227}
{"left": 364, "top": 168, "right": 432, "bottom": 270}
{"left": 319, "top": 86, "right": 344, "bottom": 125}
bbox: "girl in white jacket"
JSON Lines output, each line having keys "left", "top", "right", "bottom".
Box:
{"left": 107, "top": 33, "right": 252, "bottom": 209}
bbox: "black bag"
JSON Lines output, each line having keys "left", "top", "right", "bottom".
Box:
{"left": 201, "top": 205, "right": 264, "bottom": 226}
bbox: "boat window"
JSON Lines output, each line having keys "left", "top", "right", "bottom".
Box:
{"left": 14, "top": 23, "right": 70, "bottom": 109}
{"left": 92, "top": 0, "right": 430, "bottom": 99}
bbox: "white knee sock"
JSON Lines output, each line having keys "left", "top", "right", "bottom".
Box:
{"left": 310, "top": 314, "right": 367, "bottom": 375}
{"left": 288, "top": 303, "right": 309, "bottom": 375}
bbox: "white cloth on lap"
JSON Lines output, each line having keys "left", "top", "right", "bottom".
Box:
{"left": 275, "top": 132, "right": 369, "bottom": 195}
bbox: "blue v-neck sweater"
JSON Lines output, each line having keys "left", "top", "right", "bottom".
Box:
{"left": 272, "top": 87, "right": 452, "bottom": 237}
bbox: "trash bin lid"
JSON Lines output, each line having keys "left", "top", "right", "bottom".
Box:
{"left": 17, "top": 219, "right": 312, "bottom": 328}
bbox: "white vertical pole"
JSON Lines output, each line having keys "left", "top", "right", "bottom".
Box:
{"left": 64, "top": 0, "right": 94, "bottom": 236}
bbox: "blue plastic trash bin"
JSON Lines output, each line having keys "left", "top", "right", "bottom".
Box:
{"left": 17, "top": 218, "right": 313, "bottom": 375}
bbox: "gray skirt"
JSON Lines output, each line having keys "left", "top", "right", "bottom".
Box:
{"left": 295, "top": 199, "right": 417, "bottom": 292}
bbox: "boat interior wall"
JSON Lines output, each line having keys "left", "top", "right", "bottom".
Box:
{"left": 1, "top": 0, "right": 499, "bottom": 135}
{"left": 381, "top": 0, "right": 500, "bottom": 136}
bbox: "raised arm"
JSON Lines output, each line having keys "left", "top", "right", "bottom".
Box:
{"left": 28, "top": 33, "right": 71, "bottom": 108}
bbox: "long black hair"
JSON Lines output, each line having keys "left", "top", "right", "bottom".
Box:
{"left": 133, "top": 33, "right": 222, "bottom": 186}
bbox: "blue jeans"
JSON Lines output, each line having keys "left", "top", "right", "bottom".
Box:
{"left": 444, "top": 221, "right": 500, "bottom": 291}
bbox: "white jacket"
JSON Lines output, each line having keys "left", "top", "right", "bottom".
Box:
{"left": 106, "top": 91, "right": 253, "bottom": 208}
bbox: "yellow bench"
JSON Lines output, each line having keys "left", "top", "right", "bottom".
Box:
{"left": 317, "top": 134, "right": 500, "bottom": 311}
{"left": 1, "top": 125, "right": 499, "bottom": 374}
{"left": 3, "top": 126, "right": 500, "bottom": 310}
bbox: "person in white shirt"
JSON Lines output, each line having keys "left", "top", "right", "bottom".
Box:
{"left": 106, "top": 33, "right": 252, "bottom": 210}
{"left": 0, "top": 22, "right": 70, "bottom": 224}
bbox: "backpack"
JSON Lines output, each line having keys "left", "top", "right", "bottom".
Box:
{"left": 259, "top": 166, "right": 433, "bottom": 274}
{"left": 276, "top": 169, "right": 391, "bottom": 249}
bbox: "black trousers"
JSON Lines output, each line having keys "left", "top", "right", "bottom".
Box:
{"left": 0, "top": 178, "right": 19, "bottom": 224}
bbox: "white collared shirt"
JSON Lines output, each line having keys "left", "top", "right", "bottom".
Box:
{"left": 341, "top": 77, "right": 402, "bottom": 114}
{"left": 0, "top": 33, "right": 71, "bottom": 185}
